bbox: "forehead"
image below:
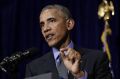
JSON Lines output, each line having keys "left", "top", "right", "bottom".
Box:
{"left": 40, "top": 9, "right": 64, "bottom": 21}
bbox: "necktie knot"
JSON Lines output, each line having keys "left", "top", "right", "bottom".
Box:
{"left": 56, "top": 54, "right": 61, "bottom": 66}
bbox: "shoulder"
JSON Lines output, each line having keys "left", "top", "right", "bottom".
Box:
{"left": 74, "top": 45, "right": 104, "bottom": 58}
{"left": 81, "top": 48, "right": 109, "bottom": 65}
{"left": 25, "top": 52, "right": 53, "bottom": 77}
{"left": 81, "top": 48, "right": 104, "bottom": 56}
{"left": 78, "top": 48, "right": 108, "bottom": 63}
{"left": 27, "top": 52, "right": 51, "bottom": 66}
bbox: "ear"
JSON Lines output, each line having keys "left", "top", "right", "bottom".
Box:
{"left": 66, "top": 19, "right": 75, "bottom": 31}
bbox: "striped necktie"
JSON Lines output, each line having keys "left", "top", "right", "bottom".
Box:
{"left": 56, "top": 54, "right": 68, "bottom": 79}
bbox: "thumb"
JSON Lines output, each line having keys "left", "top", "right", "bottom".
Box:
{"left": 60, "top": 49, "right": 65, "bottom": 59}
{"left": 60, "top": 48, "right": 68, "bottom": 59}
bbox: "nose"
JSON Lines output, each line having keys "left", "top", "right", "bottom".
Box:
{"left": 43, "top": 24, "right": 51, "bottom": 33}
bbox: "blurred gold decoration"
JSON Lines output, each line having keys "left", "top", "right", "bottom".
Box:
{"left": 98, "top": 0, "right": 115, "bottom": 61}
{"left": 98, "top": 0, "right": 114, "bottom": 20}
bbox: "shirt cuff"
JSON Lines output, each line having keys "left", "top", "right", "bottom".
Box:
{"left": 76, "top": 71, "right": 87, "bottom": 79}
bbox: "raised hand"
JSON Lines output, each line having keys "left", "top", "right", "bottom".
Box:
{"left": 60, "top": 48, "right": 84, "bottom": 78}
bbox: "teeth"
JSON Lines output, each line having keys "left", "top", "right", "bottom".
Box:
{"left": 47, "top": 34, "right": 53, "bottom": 40}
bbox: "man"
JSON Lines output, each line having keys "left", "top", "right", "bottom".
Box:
{"left": 25, "top": 4, "right": 112, "bottom": 79}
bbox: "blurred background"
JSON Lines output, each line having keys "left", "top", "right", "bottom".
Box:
{"left": 0, "top": 0, "right": 119, "bottom": 79}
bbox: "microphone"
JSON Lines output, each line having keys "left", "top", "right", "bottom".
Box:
{"left": 0, "top": 47, "right": 39, "bottom": 72}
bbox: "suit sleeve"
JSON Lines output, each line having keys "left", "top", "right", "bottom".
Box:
{"left": 94, "top": 52, "right": 112, "bottom": 79}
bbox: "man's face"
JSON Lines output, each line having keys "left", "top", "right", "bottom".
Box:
{"left": 40, "top": 9, "right": 69, "bottom": 47}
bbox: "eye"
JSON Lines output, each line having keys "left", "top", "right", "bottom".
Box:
{"left": 48, "top": 18, "right": 56, "bottom": 23}
{"left": 40, "top": 22, "right": 44, "bottom": 28}
{"left": 50, "top": 19, "right": 55, "bottom": 22}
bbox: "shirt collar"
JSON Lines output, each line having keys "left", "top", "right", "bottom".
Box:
{"left": 52, "top": 41, "right": 74, "bottom": 60}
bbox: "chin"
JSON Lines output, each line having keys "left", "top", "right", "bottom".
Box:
{"left": 48, "top": 42, "right": 56, "bottom": 47}
{"left": 47, "top": 41, "right": 59, "bottom": 48}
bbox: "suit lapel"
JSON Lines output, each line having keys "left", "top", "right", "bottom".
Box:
{"left": 43, "top": 52, "right": 59, "bottom": 75}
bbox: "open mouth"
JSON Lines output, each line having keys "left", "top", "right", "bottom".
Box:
{"left": 46, "top": 34, "right": 54, "bottom": 41}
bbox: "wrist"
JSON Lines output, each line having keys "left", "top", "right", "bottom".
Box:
{"left": 72, "top": 70, "right": 84, "bottom": 78}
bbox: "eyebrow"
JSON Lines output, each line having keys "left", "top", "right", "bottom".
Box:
{"left": 40, "top": 17, "right": 56, "bottom": 26}
{"left": 47, "top": 17, "right": 56, "bottom": 21}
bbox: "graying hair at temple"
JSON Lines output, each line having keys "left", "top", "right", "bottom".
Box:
{"left": 41, "top": 4, "right": 73, "bottom": 19}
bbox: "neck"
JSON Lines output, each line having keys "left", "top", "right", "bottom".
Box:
{"left": 55, "top": 35, "right": 71, "bottom": 50}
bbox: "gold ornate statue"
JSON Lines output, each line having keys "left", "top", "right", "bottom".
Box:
{"left": 98, "top": 0, "right": 114, "bottom": 20}
{"left": 98, "top": 0, "right": 115, "bottom": 61}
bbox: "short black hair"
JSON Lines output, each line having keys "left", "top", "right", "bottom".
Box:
{"left": 41, "top": 4, "right": 73, "bottom": 19}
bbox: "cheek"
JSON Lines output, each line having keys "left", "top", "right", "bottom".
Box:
{"left": 55, "top": 23, "right": 67, "bottom": 32}
{"left": 56, "top": 28, "right": 67, "bottom": 39}
{"left": 41, "top": 32, "right": 46, "bottom": 39}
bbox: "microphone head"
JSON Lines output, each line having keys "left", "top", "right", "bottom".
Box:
{"left": 0, "top": 47, "right": 40, "bottom": 72}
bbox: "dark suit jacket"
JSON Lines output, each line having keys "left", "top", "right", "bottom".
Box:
{"left": 25, "top": 47, "right": 112, "bottom": 79}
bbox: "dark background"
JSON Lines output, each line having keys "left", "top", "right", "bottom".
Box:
{"left": 0, "top": 0, "right": 119, "bottom": 79}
